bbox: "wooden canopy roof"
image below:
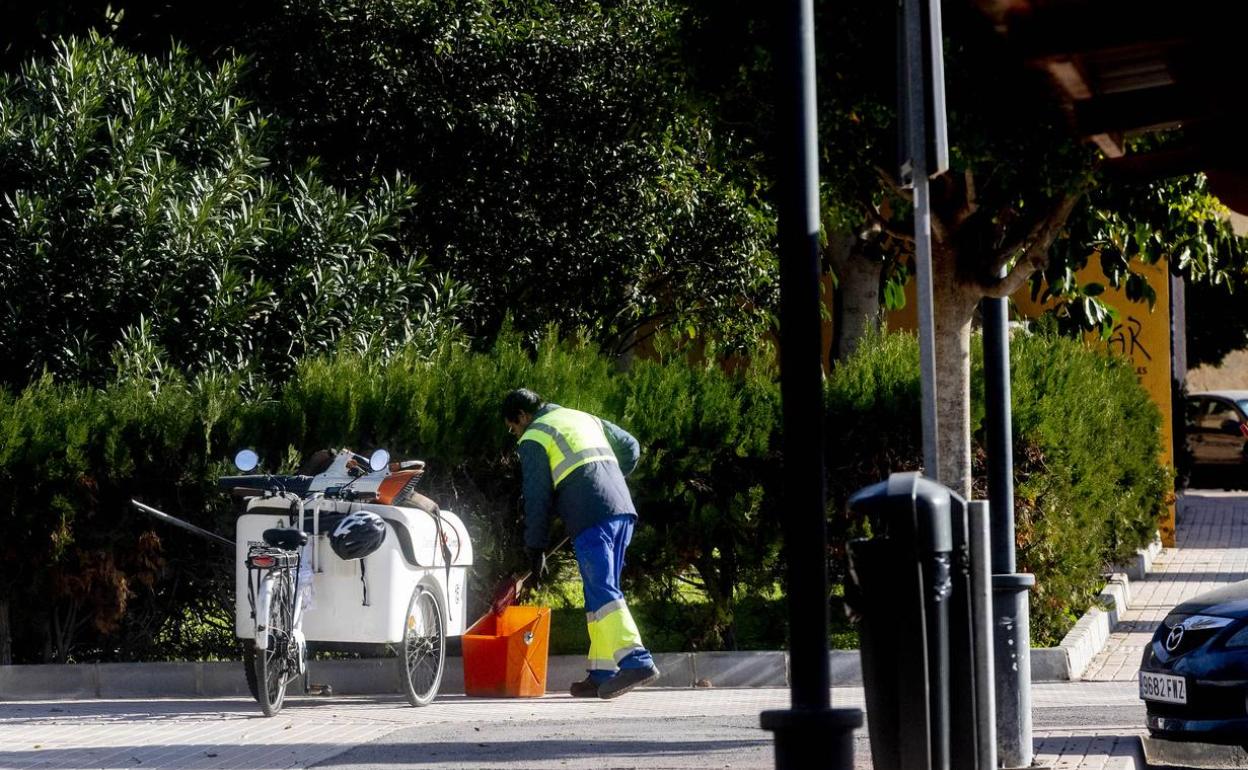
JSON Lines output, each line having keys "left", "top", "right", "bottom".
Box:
{"left": 972, "top": 0, "right": 1248, "bottom": 211}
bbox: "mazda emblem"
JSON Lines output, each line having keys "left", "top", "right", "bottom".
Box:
{"left": 1165, "top": 625, "right": 1185, "bottom": 652}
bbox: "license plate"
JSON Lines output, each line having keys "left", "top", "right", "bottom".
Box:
{"left": 1139, "top": 671, "right": 1187, "bottom": 704}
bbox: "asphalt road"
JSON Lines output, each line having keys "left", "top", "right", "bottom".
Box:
{"left": 0, "top": 684, "right": 1147, "bottom": 770}
{"left": 310, "top": 687, "right": 1148, "bottom": 770}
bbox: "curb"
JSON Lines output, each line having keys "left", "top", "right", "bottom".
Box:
{"left": 0, "top": 653, "right": 793, "bottom": 700}
{"left": 0, "top": 646, "right": 1089, "bottom": 699}
{"left": 1040, "top": 534, "right": 1163, "bottom": 682}
{"left": 1128, "top": 735, "right": 1150, "bottom": 770}
{"left": 0, "top": 538, "right": 1163, "bottom": 698}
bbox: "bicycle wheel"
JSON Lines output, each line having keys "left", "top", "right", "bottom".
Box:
{"left": 400, "top": 583, "right": 445, "bottom": 706}
{"left": 252, "top": 571, "right": 293, "bottom": 716}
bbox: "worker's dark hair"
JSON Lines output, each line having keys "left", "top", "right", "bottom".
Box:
{"left": 501, "top": 388, "right": 545, "bottom": 422}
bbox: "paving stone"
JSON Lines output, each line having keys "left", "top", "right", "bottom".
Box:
{"left": 1083, "top": 492, "right": 1248, "bottom": 682}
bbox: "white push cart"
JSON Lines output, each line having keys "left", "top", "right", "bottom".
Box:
{"left": 223, "top": 449, "right": 472, "bottom": 713}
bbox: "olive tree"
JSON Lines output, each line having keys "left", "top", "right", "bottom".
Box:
{"left": 0, "top": 35, "right": 466, "bottom": 389}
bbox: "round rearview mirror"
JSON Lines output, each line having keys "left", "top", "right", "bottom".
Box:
{"left": 369, "top": 449, "right": 391, "bottom": 472}
{"left": 234, "top": 449, "right": 260, "bottom": 472}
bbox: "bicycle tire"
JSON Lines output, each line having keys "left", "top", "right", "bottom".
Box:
{"left": 253, "top": 570, "right": 293, "bottom": 716}
{"left": 399, "top": 583, "right": 445, "bottom": 707}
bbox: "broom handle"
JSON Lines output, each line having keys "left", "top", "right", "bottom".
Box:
{"left": 476, "top": 536, "right": 573, "bottom": 626}
{"left": 518, "top": 535, "right": 570, "bottom": 581}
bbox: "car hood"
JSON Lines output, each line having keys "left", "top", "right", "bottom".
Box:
{"left": 1170, "top": 579, "right": 1248, "bottom": 620}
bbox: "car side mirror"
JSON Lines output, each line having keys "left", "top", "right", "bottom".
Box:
{"left": 1222, "top": 419, "right": 1245, "bottom": 436}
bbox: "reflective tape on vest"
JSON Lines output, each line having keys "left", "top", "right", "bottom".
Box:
{"left": 520, "top": 407, "right": 618, "bottom": 487}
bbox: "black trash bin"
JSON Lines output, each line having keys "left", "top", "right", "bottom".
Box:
{"left": 846, "top": 473, "right": 953, "bottom": 770}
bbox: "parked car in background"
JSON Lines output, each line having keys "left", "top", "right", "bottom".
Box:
{"left": 1140, "top": 580, "right": 1248, "bottom": 741}
{"left": 1182, "top": 391, "right": 1248, "bottom": 489}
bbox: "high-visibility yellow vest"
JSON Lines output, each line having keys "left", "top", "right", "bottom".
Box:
{"left": 520, "top": 407, "right": 618, "bottom": 488}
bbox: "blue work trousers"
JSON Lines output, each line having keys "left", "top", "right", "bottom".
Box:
{"left": 574, "top": 514, "right": 655, "bottom": 683}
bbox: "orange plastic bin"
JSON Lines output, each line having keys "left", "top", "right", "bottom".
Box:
{"left": 462, "top": 605, "right": 551, "bottom": 697}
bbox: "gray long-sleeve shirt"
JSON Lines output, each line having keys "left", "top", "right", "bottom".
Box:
{"left": 518, "top": 404, "right": 640, "bottom": 550}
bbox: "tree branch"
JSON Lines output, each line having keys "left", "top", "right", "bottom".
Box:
{"left": 873, "top": 164, "right": 913, "bottom": 203}
{"left": 980, "top": 250, "right": 1042, "bottom": 299}
{"left": 980, "top": 189, "right": 1085, "bottom": 298}
{"left": 863, "top": 205, "right": 915, "bottom": 245}
{"left": 950, "top": 169, "right": 979, "bottom": 232}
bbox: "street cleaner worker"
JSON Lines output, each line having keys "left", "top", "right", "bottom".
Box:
{"left": 502, "top": 388, "right": 661, "bottom": 699}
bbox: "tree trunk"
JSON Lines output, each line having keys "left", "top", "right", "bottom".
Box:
{"left": 827, "top": 233, "right": 883, "bottom": 363}
{"left": 833, "top": 258, "right": 884, "bottom": 363}
{"left": 931, "top": 241, "right": 977, "bottom": 499}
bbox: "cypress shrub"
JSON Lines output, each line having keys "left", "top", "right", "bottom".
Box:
{"left": 1009, "top": 332, "right": 1170, "bottom": 639}
{"left": 826, "top": 328, "right": 1168, "bottom": 645}
{"left": 0, "top": 332, "right": 781, "bottom": 660}
{"left": 0, "top": 327, "right": 1167, "bottom": 660}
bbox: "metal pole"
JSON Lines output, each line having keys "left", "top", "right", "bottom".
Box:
{"left": 131, "top": 500, "right": 235, "bottom": 548}
{"left": 981, "top": 291, "right": 1034, "bottom": 768}
{"left": 982, "top": 294, "right": 1015, "bottom": 573}
{"left": 760, "top": 0, "right": 862, "bottom": 764}
{"left": 967, "top": 500, "right": 999, "bottom": 770}
{"left": 902, "top": 0, "right": 941, "bottom": 479}
{"left": 772, "top": 0, "right": 827, "bottom": 715}
{"left": 913, "top": 178, "right": 941, "bottom": 480}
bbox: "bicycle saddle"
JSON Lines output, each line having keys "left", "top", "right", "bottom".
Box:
{"left": 262, "top": 528, "right": 309, "bottom": 550}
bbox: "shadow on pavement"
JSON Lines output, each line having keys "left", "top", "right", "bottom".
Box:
{"left": 314, "top": 738, "right": 772, "bottom": 766}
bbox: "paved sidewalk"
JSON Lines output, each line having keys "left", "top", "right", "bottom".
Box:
{"left": 1082, "top": 491, "right": 1248, "bottom": 682}
{"left": 0, "top": 683, "right": 1144, "bottom": 770}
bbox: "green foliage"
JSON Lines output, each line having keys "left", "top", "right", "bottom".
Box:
{"left": 1185, "top": 277, "right": 1248, "bottom": 369}
{"left": 1008, "top": 332, "right": 1170, "bottom": 641}
{"left": 0, "top": 2, "right": 777, "bottom": 356}
{"left": 1044, "top": 168, "right": 1248, "bottom": 336}
{"left": 619, "top": 346, "right": 783, "bottom": 650}
{"left": 0, "top": 370, "right": 244, "bottom": 662}
{"left": 825, "top": 327, "right": 923, "bottom": 555}
{"left": 242, "top": 0, "right": 777, "bottom": 353}
{"left": 0, "top": 35, "right": 465, "bottom": 388}
{"left": 0, "top": 331, "right": 782, "bottom": 660}
{"left": 1, "top": 323, "right": 1170, "bottom": 659}
{"left": 827, "top": 330, "right": 1168, "bottom": 645}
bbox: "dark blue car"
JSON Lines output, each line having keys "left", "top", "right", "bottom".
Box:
{"left": 1140, "top": 581, "right": 1248, "bottom": 741}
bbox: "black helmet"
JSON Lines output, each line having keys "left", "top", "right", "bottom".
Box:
{"left": 329, "top": 510, "right": 387, "bottom": 560}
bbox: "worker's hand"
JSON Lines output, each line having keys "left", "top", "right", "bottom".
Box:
{"left": 526, "top": 547, "right": 549, "bottom": 587}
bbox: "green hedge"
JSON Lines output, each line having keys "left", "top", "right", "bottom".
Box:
{"left": 0, "top": 332, "right": 783, "bottom": 662}
{"left": 0, "top": 327, "right": 1166, "bottom": 661}
{"left": 826, "top": 328, "right": 1169, "bottom": 645}
{"left": 1009, "top": 332, "right": 1170, "bottom": 639}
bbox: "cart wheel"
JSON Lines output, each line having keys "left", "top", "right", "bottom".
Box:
{"left": 252, "top": 573, "right": 293, "bottom": 717}
{"left": 400, "top": 583, "right": 446, "bottom": 706}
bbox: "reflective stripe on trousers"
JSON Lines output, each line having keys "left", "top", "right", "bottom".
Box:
{"left": 587, "top": 598, "right": 645, "bottom": 671}
{"left": 575, "top": 513, "right": 655, "bottom": 681}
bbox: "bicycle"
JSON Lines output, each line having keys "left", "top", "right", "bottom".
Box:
{"left": 243, "top": 519, "right": 308, "bottom": 716}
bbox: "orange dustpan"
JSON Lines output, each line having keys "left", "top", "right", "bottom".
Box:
{"left": 463, "top": 605, "right": 552, "bottom": 697}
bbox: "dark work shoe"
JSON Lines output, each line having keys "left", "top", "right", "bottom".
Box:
{"left": 598, "top": 665, "right": 660, "bottom": 700}
{"left": 569, "top": 677, "right": 601, "bottom": 698}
